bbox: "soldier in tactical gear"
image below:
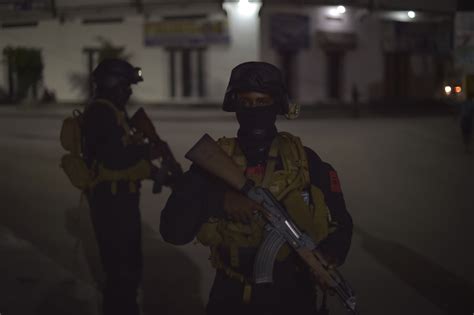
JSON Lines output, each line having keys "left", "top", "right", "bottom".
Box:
{"left": 160, "top": 61, "right": 353, "bottom": 315}
{"left": 82, "top": 58, "right": 165, "bottom": 315}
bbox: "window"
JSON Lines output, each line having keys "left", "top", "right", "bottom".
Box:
{"left": 167, "top": 48, "right": 206, "bottom": 98}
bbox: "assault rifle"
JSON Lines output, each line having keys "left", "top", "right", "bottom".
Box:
{"left": 130, "top": 108, "right": 183, "bottom": 192}
{"left": 185, "top": 134, "right": 357, "bottom": 314}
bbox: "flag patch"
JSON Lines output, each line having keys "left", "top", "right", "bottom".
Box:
{"left": 329, "top": 170, "right": 342, "bottom": 193}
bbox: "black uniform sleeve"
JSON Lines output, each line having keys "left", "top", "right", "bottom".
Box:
{"left": 160, "top": 165, "right": 227, "bottom": 245}
{"left": 305, "top": 147, "right": 353, "bottom": 265}
{"left": 83, "top": 105, "right": 150, "bottom": 169}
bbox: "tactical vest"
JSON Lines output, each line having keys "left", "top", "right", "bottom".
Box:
{"left": 196, "top": 132, "right": 332, "bottom": 292}
{"left": 60, "top": 99, "right": 151, "bottom": 195}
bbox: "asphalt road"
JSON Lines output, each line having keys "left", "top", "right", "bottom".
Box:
{"left": 0, "top": 106, "right": 472, "bottom": 315}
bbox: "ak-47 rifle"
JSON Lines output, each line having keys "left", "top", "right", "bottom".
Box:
{"left": 130, "top": 107, "right": 183, "bottom": 193}
{"left": 185, "top": 134, "right": 358, "bottom": 314}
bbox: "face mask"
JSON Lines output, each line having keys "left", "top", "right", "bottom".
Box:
{"left": 96, "top": 80, "right": 132, "bottom": 109}
{"left": 236, "top": 106, "right": 277, "bottom": 139}
{"left": 236, "top": 106, "right": 278, "bottom": 165}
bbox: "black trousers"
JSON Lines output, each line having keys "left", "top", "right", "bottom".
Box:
{"left": 206, "top": 268, "right": 320, "bottom": 315}
{"left": 89, "top": 184, "right": 143, "bottom": 315}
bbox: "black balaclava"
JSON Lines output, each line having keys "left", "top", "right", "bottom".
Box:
{"left": 236, "top": 105, "right": 278, "bottom": 166}
{"left": 95, "top": 80, "right": 132, "bottom": 111}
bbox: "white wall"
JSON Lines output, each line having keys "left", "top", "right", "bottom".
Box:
{"left": 261, "top": 5, "right": 384, "bottom": 104}
{"left": 206, "top": 1, "right": 262, "bottom": 103}
{"left": 56, "top": 0, "right": 130, "bottom": 7}
{"left": 345, "top": 13, "right": 385, "bottom": 103}
{"left": 0, "top": 2, "right": 262, "bottom": 104}
{"left": 375, "top": 0, "right": 456, "bottom": 11}
{"left": 0, "top": 15, "right": 167, "bottom": 103}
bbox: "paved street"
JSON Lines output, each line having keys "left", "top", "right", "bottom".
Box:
{"left": 0, "top": 106, "right": 472, "bottom": 315}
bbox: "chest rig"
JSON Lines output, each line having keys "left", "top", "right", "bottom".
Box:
{"left": 197, "top": 132, "right": 332, "bottom": 295}
{"left": 84, "top": 99, "right": 151, "bottom": 194}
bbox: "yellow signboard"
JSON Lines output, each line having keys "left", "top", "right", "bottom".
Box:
{"left": 144, "top": 19, "right": 230, "bottom": 47}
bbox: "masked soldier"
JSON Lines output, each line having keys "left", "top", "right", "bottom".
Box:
{"left": 160, "top": 61, "right": 353, "bottom": 315}
{"left": 82, "top": 58, "right": 166, "bottom": 315}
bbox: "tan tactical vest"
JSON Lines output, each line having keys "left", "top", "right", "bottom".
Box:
{"left": 88, "top": 99, "right": 151, "bottom": 194}
{"left": 60, "top": 99, "right": 151, "bottom": 194}
{"left": 196, "top": 132, "right": 332, "bottom": 286}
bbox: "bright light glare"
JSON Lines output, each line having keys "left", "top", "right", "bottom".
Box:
{"left": 444, "top": 86, "right": 452, "bottom": 95}
{"left": 337, "top": 6, "right": 346, "bottom": 14}
{"left": 455, "top": 86, "right": 462, "bottom": 93}
{"left": 237, "top": 0, "right": 260, "bottom": 17}
{"left": 407, "top": 11, "right": 416, "bottom": 19}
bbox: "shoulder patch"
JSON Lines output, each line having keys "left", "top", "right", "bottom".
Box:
{"left": 329, "top": 170, "right": 342, "bottom": 193}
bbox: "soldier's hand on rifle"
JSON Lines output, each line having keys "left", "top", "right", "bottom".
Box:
{"left": 223, "top": 189, "right": 265, "bottom": 224}
{"left": 149, "top": 164, "right": 162, "bottom": 181}
{"left": 312, "top": 251, "right": 338, "bottom": 294}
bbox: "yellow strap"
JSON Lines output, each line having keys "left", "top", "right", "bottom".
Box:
{"left": 93, "top": 99, "right": 134, "bottom": 146}
{"left": 243, "top": 283, "right": 252, "bottom": 304}
{"left": 111, "top": 181, "right": 117, "bottom": 195}
{"left": 208, "top": 246, "right": 254, "bottom": 303}
{"left": 230, "top": 246, "right": 239, "bottom": 268}
{"left": 129, "top": 181, "right": 137, "bottom": 193}
{"left": 261, "top": 136, "right": 280, "bottom": 189}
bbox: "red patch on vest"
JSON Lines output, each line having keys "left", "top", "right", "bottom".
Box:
{"left": 329, "top": 171, "right": 342, "bottom": 193}
{"left": 245, "top": 164, "right": 265, "bottom": 176}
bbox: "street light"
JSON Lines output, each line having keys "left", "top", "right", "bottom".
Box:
{"left": 337, "top": 5, "right": 346, "bottom": 14}
{"left": 444, "top": 86, "right": 452, "bottom": 96}
{"left": 236, "top": 0, "right": 260, "bottom": 17}
{"left": 407, "top": 11, "right": 416, "bottom": 19}
{"left": 328, "top": 5, "right": 346, "bottom": 18}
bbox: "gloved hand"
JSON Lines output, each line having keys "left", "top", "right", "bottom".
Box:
{"left": 149, "top": 164, "right": 167, "bottom": 193}
{"left": 149, "top": 143, "right": 166, "bottom": 160}
{"left": 312, "top": 250, "right": 339, "bottom": 294}
{"left": 223, "top": 189, "right": 265, "bottom": 224}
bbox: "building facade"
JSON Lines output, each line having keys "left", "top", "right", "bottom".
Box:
{"left": 0, "top": 0, "right": 456, "bottom": 106}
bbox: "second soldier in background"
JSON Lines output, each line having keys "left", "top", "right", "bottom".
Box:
{"left": 82, "top": 59, "right": 174, "bottom": 315}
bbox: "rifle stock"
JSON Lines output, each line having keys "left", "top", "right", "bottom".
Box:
{"left": 185, "top": 134, "right": 247, "bottom": 191}
{"left": 130, "top": 107, "right": 161, "bottom": 143}
{"left": 130, "top": 107, "right": 183, "bottom": 190}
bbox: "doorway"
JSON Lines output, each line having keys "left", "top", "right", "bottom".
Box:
{"left": 326, "top": 50, "right": 345, "bottom": 100}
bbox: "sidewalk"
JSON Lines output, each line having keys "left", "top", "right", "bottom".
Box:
{"left": 0, "top": 104, "right": 234, "bottom": 121}
{"left": 0, "top": 100, "right": 453, "bottom": 121}
{"left": 0, "top": 225, "right": 99, "bottom": 315}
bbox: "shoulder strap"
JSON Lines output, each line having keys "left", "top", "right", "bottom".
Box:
{"left": 278, "top": 132, "right": 311, "bottom": 186}
{"left": 261, "top": 136, "right": 280, "bottom": 188}
{"left": 92, "top": 99, "right": 133, "bottom": 145}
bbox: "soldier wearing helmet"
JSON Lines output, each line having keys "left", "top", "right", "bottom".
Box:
{"left": 82, "top": 58, "right": 164, "bottom": 315}
{"left": 160, "top": 61, "right": 353, "bottom": 315}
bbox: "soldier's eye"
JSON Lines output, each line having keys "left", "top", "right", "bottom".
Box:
{"left": 237, "top": 97, "right": 252, "bottom": 107}
{"left": 256, "top": 98, "right": 273, "bottom": 106}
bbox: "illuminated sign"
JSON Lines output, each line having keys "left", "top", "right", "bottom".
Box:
{"left": 144, "top": 18, "right": 230, "bottom": 47}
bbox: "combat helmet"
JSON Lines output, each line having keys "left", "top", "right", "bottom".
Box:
{"left": 92, "top": 58, "right": 143, "bottom": 89}
{"left": 222, "top": 61, "right": 293, "bottom": 116}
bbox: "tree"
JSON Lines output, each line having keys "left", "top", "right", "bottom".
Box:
{"left": 3, "top": 47, "right": 44, "bottom": 102}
